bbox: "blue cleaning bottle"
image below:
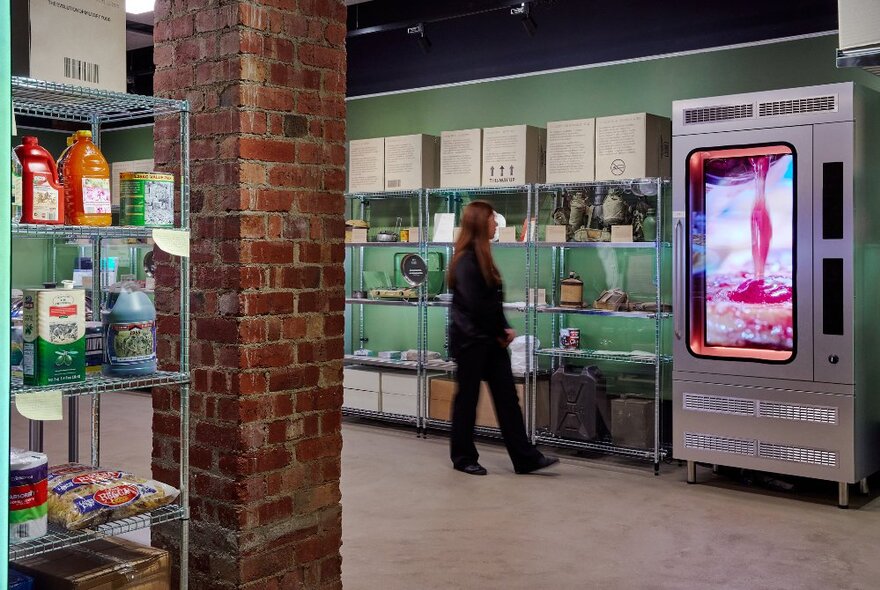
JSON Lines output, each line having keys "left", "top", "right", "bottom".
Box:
{"left": 102, "top": 284, "right": 158, "bottom": 377}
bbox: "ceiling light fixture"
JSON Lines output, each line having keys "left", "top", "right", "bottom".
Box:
{"left": 511, "top": 2, "right": 537, "bottom": 37}
{"left": 126, "top": 0, "right": 155, "bottom": 15}
{"left": 407, "top": 23, "right": 432, "bottom": 54}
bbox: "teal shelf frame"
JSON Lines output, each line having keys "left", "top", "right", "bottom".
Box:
{"left": 2, "top": 0, "right": 12, "bottom": 584}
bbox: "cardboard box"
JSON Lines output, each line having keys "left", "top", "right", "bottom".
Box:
{"left": 12, "top": 0, "right": 127, "bottom": 92}
{"left": 406, "top": 227, "right": 420, "bottom": 243}
{"left": 498, "top": 226, "right": 517, "bottom": 243}
{"left": 544, "top": 225, "right": 567, "bottom": 242}
{"left": 384, "top": 134, "right": 440, "bottom": 191}
{"left": 429, "top": 377, "right": 549, "bottom": 429}
{"left": 611, "top": 225, "right": 634, "bottom": 242}
{"left": 348, "top": 138, "right": 385, "bottom": 193}
{"left": 481, "top": 125, "right": 546, "bottom": 187}
{"left": 595, "top": 113, "right": 671, "bottom": 181}
{"left": 13, "top": 537, "right": 169, "bottom": 589}
{"left": 838, "top": 0, "right": 880, "bottom": 50}
{"left": 611, "top": 397, "right": 655, "bottom": 449}
{"left": 546, "top": 118, "right": 596, "bottom": 183}
{"left": 349, "top": 228, "right": 368, "bottom": 243}
{"left": 441, "top": 128, "right": 483, "bottom": 188}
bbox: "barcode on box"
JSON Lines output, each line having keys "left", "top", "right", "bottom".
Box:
{"left": 64, "top": 57, "right": 100, "bottom": 84}
{"left": 387, "top": 180, "right": 402, "bottom": 189}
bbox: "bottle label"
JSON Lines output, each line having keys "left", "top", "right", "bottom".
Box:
{"left": 82, "top": 177, "right": 111, "bottom": 215}
{"left": 12, "top": 172, "right": 22, "bottom": 207}
{"left": 32, "top": 174, "right": 60, "bottom": 221}
{"left": 105, "top": 320, "right": 157, "bottom": 365}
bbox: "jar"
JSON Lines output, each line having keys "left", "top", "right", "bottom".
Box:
{"left": 642, "top": 209, "right": 657, "bottom": 242}
{"left": 559, "top": 272, "right": 584, "bottom": 308}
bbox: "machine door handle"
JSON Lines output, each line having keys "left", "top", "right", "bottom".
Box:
{"left": 674, "top": 218, "right": 684, "bottom": 340}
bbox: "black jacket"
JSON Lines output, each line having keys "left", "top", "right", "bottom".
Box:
{"left": 449, "top": 249, "right": 510, "bottom": 357}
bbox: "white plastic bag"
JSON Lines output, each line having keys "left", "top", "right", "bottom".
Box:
{"left": 509, "top": 335, "right": 539, "bottom": 376}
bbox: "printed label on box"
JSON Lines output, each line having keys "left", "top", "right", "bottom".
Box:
{"left": 441, "top": 129, "right": 482, "bottom": 188}
{"left": 546, "top": 119, "right": 595, "bottom": 183}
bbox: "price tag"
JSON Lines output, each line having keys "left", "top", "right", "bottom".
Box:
{"left": 16, "top": 390, "right": 63, "bottom": 421}
{"left": 153, "top": 229, "right": 191, "bottom": 257}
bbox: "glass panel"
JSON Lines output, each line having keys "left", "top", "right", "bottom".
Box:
{"left": 687, "top": 144, "right": 795, "bottom": 362}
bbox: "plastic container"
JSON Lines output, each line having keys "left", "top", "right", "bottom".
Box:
{"left": 63, "top": 130, "right": 112, "bottom": 226}
{"left": 642, "top": 208, "right": 657, "bottom": 242}
{"left": 55, "top": 134, "right": 76, "bottom": 185}
{"left": 103, "top": 285, "right": 157, "bottom": 377}
{"left": 14, "top": 136, "right": 65, "bottom": 224}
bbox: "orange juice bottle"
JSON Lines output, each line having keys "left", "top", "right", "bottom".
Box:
{"left": 64, "top": 130, "right": 112, "bottom": 226}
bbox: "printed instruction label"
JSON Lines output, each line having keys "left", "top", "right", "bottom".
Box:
{"left": 82, "top": 178, "right": 111, "bottom": 215}
{"left": 32, "top": 175, "right": 60, "bottom": 221}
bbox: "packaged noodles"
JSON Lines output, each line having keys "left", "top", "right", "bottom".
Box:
{"left": 47, "top": 464, "right": 180, "bottom": 531}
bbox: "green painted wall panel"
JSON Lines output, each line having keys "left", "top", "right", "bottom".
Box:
{"left": 347, "top": 35, "right": 880, "bottom": 140}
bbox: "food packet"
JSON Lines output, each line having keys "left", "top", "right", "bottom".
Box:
{"left": 47, "top": 464, "right": 180, "bottom": 531}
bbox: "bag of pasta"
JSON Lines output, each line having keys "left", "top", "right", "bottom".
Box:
{"left": 47, "top": 464, "right": 179, "bottom": 531}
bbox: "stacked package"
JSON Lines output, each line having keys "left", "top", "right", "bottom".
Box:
{"left": 9, "top": 449, "right": 49, "bottom": 544}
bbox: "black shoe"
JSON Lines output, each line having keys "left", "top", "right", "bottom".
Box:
{"left": 454, "top": 462, "right": 488, "bottom": 476}
{"left": 515, "top": 456, "right": 559, "bottom": 475}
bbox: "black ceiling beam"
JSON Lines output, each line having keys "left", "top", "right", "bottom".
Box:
{"left": 347, "top": 0, "right": 532, "bottom": 38}
{"left": 126, "top": 19, "right": 154, "bottom": 36}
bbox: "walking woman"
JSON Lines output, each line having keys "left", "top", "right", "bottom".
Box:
{"left": 447, "top": 201, "right": 558, "bottom": 475}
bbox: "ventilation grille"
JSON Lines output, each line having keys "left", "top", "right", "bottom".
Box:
{"left": 757, "top": 401, "right": 838, "bottom": 424}
{"left": 683, "top": 103, "right": 754, "bottom": 125}
{"left": 758, "top": 95, "right": 837, "bottom": 117}
{"left": 758, "top": 443, "right": 838, "bottom": 467}
{"left": 683, "top": 393, "right": 756, "bottom": 416}
{"left": 684, "top": 432, "right": 756, "bottom": 456}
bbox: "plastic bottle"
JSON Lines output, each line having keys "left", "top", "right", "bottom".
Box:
{"left": 11, "top": 148, "right": 23, "bottom": 223}
{"left": 56, "top": 134, "right": 76, "bottom": 185}
{"left": 14, "top": 136, "right": 65, "bottom": 225}
{"left": 642, "top": 208, "right": 657, "bottom": 242}
{"left": 64, "top": 130, "right": 111, "bottom": 226}
{"left": 102, "top": 284, "right": 157, "bottom": 377}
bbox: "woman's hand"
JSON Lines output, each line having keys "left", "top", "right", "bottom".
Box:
{"left": 497, "top": 328, "right": 516, "bottom": 348}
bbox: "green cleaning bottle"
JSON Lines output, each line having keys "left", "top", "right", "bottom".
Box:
{"left": 102, "top": 284, "right": 157, "bottom": 377}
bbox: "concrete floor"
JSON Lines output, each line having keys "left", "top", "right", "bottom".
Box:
{"left": 13, "top": 395, "right": 880, "bottom": 589}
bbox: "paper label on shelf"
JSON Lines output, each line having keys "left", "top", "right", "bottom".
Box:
{"left": 672, "top": 210, "right": 686, "bottom": 219}
{"left": 153, "top": 229, "right": 190, "bottom": 257}
{"left": 15, "top": 390, "right": 63, "bottom": 421}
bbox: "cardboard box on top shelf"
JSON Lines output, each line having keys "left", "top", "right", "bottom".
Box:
{"left": 384, "top": 134, "right": 440, "bottom": 191}
{"left": 406, "top": 227, "right": 420, "bottom": 243}
{"left": 429, "top": 376, "right": 549, "bottom": 429}
{"left": 595, "top": 113, "right": 671, "bottom": 181}
{"left": 348, "top": 138, "right": 385, "bottom": 193}
{"left": 497, "top": 226, "right": 517, "bottom": 243}
{"left": 546, "top": 118, "right": 596, "bottom": 183}
{"left": 13, "top": 537, "right": 169, "bottom": 589}
{"left": 481, "top": 125, "right": 546, "bottom": 187}
{"left": 544, "top": 225, "right": 567, "bottom": 242}
{"left": 12, "top": 0, "right": 127, "bottom": 92}
{"left": 441, "top": 128, "right": 483, "bottom": 188}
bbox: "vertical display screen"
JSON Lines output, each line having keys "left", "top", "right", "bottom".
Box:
{"left": 687, "top": 144, "right": 795, "bottom": 362}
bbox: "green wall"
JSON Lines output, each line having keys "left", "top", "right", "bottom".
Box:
{"left": 346, "top": 34, "right": 880, "bottom": 139}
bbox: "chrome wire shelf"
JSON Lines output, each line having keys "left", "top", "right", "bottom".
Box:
{"left": 536, "top": 348, "right": 672, "bottom": 365}
{"left": 344, "top": 241, "right": 420, "bottom": 248}
{"left": 345, "top": 298, "right": 419, "bottom": 307}
{"left": 342, "top": 407, "right": 419, "bottom": 426}
{"left": 11, "top": 223, "right": 160, "bottom": 240}
{"left": 343, "top": 355, "right": 420, "bottom": 371}
{"left": 8, "top": 504, "right": 185, "bottom": 561}
{"left": 424, "top": 418, "right": 503, "bottom": 439}
{"left": 11, "top": 372, "right": 191, "bottom": 400}
{"left": 535, "top": 241, "right": 664, "bottom": 249}
{"left": 345, "top": 189, "right": 421, "bottom": 201}
{"left": 424, "top": 359, "right": 458, "bottom": 372}
{"left": 535, "top": 179, "right": 670, "bottom": 192}
{"left": 537, "top": 306, "right": 669, "bottom": 319}
{"left": 534, "top": 433, "right": 668, "bottom": 460}
{"left": 12, "top": 77, "right": 187, "bottom": 123}
{"left": 427, "top": 185, "right": 531, "bottom": 197}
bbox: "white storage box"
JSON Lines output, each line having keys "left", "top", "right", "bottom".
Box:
{"left": 344, "top": 388, "right": 381, "bottom": 412}
{"left": 343, "top": 367, "right": 381, "bottom": 392}
{"left": 595, "top": 113, "right": 671, "bottom": 181}
{"left": 380, "top": 371, "right": 418, "bottom": 416}
{"left": 12, "top": 0, "right": 127, "bottom": 92}
{"left": 481, "top": 125, "right": 546, "bottom": 187}
{"left": 546, "top": 118, "right": 596, "bottom": 183}
{"left": 348, "top": 138, "right": 385, "bottom": 193}
{"left": 441, "top": 128, "right": 483, "bottom": 188}
{"left": 384, "top": 134, "right": 439, "bottom": 190}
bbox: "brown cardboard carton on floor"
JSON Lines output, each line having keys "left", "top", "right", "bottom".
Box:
{"left": 13, "top": 536, "right": 170, "bottom": 589}
{"left": 429, "top": 376, "right": 549, "bottom": 429}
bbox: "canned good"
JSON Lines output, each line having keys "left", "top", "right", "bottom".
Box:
{"left": 119, "top": 172, "right": 174, "bottom": 227}
{"left": 560, "top": 328, "right": 581, "bottom": 350}
{"left": 400, "top": 229, "right": 409, "bottom": 242}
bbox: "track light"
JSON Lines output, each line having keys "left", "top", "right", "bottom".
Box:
{"left": 408, "top": 23, "right": 432, "bottom": 54}
{"left": 511, "top": 2, "right": 537, "bottom": 37}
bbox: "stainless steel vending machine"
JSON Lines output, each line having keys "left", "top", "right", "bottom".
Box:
{"left": 671, "top": 83, "right": 880, "bottom": 507}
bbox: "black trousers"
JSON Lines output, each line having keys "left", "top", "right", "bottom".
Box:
{"left": 450, "top": 342, "right": 543, "bottom": 471}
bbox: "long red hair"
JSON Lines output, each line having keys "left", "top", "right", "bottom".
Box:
{"left": 448, "top": 201, "right": 501, "bottom": 288}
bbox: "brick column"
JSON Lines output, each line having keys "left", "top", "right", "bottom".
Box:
{"left": 152, "top": 1, "right": 347, "bottom": 588}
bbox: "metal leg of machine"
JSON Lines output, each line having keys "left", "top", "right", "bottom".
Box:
{"left": 860, "top": 478, "right": 870, "bottom": 495}
{"left": 838, "top": 482, "right": 849, "bottom": 509}
{"left": 687, "top": 460, "right": 697, "bottom": 484}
